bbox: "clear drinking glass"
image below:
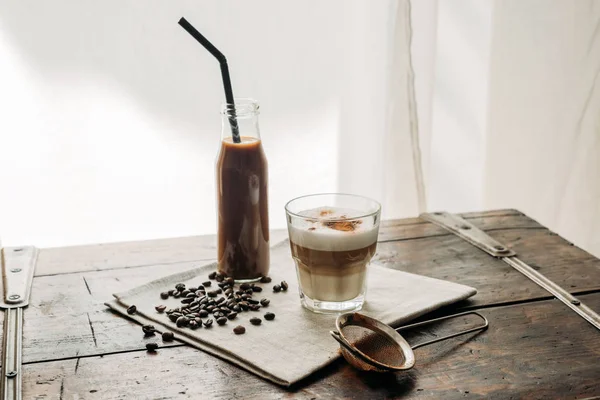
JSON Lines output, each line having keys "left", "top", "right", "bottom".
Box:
{"left": 285, "top": 193, "right": 381, "bottom": 313}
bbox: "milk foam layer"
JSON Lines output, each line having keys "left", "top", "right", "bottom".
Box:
{"left": 288, "top": 207, "right": 378, "bottom": 251}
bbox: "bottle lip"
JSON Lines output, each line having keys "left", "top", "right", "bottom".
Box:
{"left": 221, "top": 98, "right": 260, "bottom": 117}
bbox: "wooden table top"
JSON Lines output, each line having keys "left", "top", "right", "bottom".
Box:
{"left": 18, "top": 209, "right": 600, "bottom": 399}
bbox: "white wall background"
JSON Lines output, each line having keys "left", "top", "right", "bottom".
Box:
{"left": 1, "top": 0, "right": 599, "bottom": 259}
{"left": 0, "top": 0, "right": 385, "bottom": 247}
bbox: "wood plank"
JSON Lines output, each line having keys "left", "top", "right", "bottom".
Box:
{"left": 23, "top": 293, "right": 600, "bottom": 399}
{"left": 378, "top": 212, "right": 543, "bottom": 242}
{"left": 35, "top": 209, "right": 536, "bottom": 277}
{"left": 375, "top": 227, "right": 600, "bottom": 307}
{"left": 35, "top": 230, "right": 289, "bottom": 277}
{"left": 11, "top": 224, "right": 600, "bottom": 366}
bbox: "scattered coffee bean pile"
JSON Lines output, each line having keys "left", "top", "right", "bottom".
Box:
{"left": 148, "top": 272, "right": 286, "bottom": 340}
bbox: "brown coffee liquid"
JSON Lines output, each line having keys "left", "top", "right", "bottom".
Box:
{"left": 216, "top": 137, "right": 269, "bottom": 280}
{"left": 290, "top": 241, "right": 376, "bottom": 301}
{"left": 290, "top": 242, "right": 377, "bottom": 274}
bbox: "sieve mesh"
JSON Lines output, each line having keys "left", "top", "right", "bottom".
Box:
{"left": 340, "top": 324, "right": 406, "bottom": 369}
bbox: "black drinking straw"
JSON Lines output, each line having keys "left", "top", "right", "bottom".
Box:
{"left": 178, "top": 17, "right": 241, "bottom": 143}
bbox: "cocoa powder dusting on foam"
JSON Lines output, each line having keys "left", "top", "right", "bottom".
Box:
{"left": 323, "top": 219, "right": 362, "bottom": 232}
{"left": 308, "top": 227, "right": 316, "bottom": 231}
{"left": 319, "top": 209, "right": 334, "bottom": 217}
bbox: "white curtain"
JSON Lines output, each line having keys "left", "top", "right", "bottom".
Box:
{"left": 414, "top": 0, "right": 600, "bottom": 257}
{"left": 1, "top": 0, "right": 599, "bottom": 259}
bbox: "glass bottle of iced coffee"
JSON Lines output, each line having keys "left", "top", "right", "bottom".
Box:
{"left": 216, "top": 98, "right": 269, "bottom": 281}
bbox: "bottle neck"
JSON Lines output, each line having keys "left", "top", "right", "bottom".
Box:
{"left": 221, "top": 98, "right": 261, "bottom": 141}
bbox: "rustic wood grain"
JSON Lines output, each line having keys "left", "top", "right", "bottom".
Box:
{"left": 34, "top": 210, "right": 530, "bottom": 276}
{"left": 8, "top": 209, "right": 600, "bottom": 399}
{"left": 2, "top": 214, "right": 595, "bottom": 366}
{"left": 35, "top": 230, "right": 290, "bottom": 277}
{"left": 22, "top": 293, "right": 600, "bottom": 399}
{"left": 375, "top": 227, "right": 600, "bottom": 307}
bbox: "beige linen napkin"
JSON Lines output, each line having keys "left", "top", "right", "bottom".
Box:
{"left": 105, "top": 241, "right": 476, "bottom": 386}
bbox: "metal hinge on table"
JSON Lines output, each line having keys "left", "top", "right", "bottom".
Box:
{"left": 420, "top": 212, "right": 600, "bottom": 331}
{"left": 1, "top": 246, "right": 38, "bottom": 400}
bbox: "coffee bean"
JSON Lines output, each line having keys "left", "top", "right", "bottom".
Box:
{"left": 260, "top": 299, "right": 270, "bottom": 307}
{"left": 250, "top": 317, "right": 262, "bottom": 326}
{"left": 127, "top": 305, "right": 137, "bottom": 315}
{"left": 188, "top": 305, "right": 200, "bottom": 313}
{"left": 208, "top": 271, "right": 217, "bottom": 280}
{"left": 281, "top": 281, "right": 289, "bottom": 291}
{"left": 273, "top": 285, "right": 281, "bottom": 293}
{"left": 225, "top": 277, "right": 235, "bottom": 285}
{"left": 264, "top": 312, "right": 275, "bottom": 321}
{"left": 203, "top": 319, "right": 213, "bottom": 328}
{"left": 216, "top": 288, "right": 223, "bottom": 294}
{"left": 181, "top": 289, "right": 191, "bottom": 297}
{"left": 247, "top": 299, "right": 259, "bottom": 305}
{"left": 194, "top": 317, "right": 202, "bottom": 325}
{"left": 146, "top": 342, "right": 159, "bottom": 352}
{"left": 227, "top": 312, "right": 237, "bottom": 320}
{"left": 202, "top": 280, "right": 212, "bottom": 287}
{"left": 239, "top": 302, "right": 249, "bottom": 311}
{"left": 155, "top": 305, "right": 167, "bottom": 313}
{"left": 216, "top": 275, "right": 224, "bottom": 283}
{"left": 199, "top": 296, "right": 208, "bottom": 304}
{"left": 214, "top": 312, "right": 223, "bottom": 318}
{"left": 240, "top": 283, "right": 251, "bottom": 290}
{"left": 207, "top": 291, "right": 218, "bottom": 298}
{"left": 217, "top": 282, "right": 227, "bottom": 289}
{"left": 185, "top": 292, "right": 196, "bottom": 298}
{"left": 206, "top": 305, "right": 215, "bottom": 313}
{"left": 236, "top": 290, "right": 245, "bottom": 295}
{"left": 232, "top": 305, "right": 241, "bottom": 312}
{"left": 173, "top": 291, "right": 182, "bottom": 298}
{"left": 252, "top": 286, "right": 263, "bottom": 293}
{"left": 162, "top": 331, "right": 174, "bottom": 341}
{"left": 260, "top": 276, "right": 272, "bottom": 283}
{"left": 199, "top": 310, "right": 209, "bottom": 318}
{"left": 142, "top": 324, "right": 156, "bottom": 335}
{"left": 216, "top": 297, "right": 226, "bottom": 305}
{"left": 224, "top": 289, "right": 234, "bottom": 296}
{"left": 220, "top": 308, "right": 231, "bottom": 314}
{"left": 175, "top": 283, "right": 186, "bottom": 291}
{"left": 181, "top": 297, "right": 193, "bottom": 304}
{"left": 188, "top": 286, "right": 197, "bottom": 292}
{"left": 176, "top": 316, "right": 189, "bottom": 328}
{"left": 233, "top": 325, "right": 246, "bottom": 334}
{"left": 168, "top": 289, "right": 175, "bottom": 296}
{"left": 168, "top": 313, "right": 180, "bottom": 322}
{"left": 242, "top": 294, "right": 251, "bottom": 301}
{"left": 160, "top": 292, "right": 169, "bottom": 300}
{"left": 208, "top": 299, "right": 216, "bottom": 306}
{"left": 245, "top": 289, "right": 253, "bottom": 295}
{"left": 249, "top": 304, "right": 261, "bottom": 311}
{"left": 217, "top": 317, "right": 228, "bottom": 325}
{"left": 189, "top": 320, "right": 199, "bottom": 329}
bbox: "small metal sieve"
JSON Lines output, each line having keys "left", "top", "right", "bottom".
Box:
{"left": 330, "top": 311, "right": 488, "bottom": 372}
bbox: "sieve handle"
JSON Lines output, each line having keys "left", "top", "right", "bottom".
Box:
{"left": 396, "top": 311, "right": 488, "bottom": 350}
